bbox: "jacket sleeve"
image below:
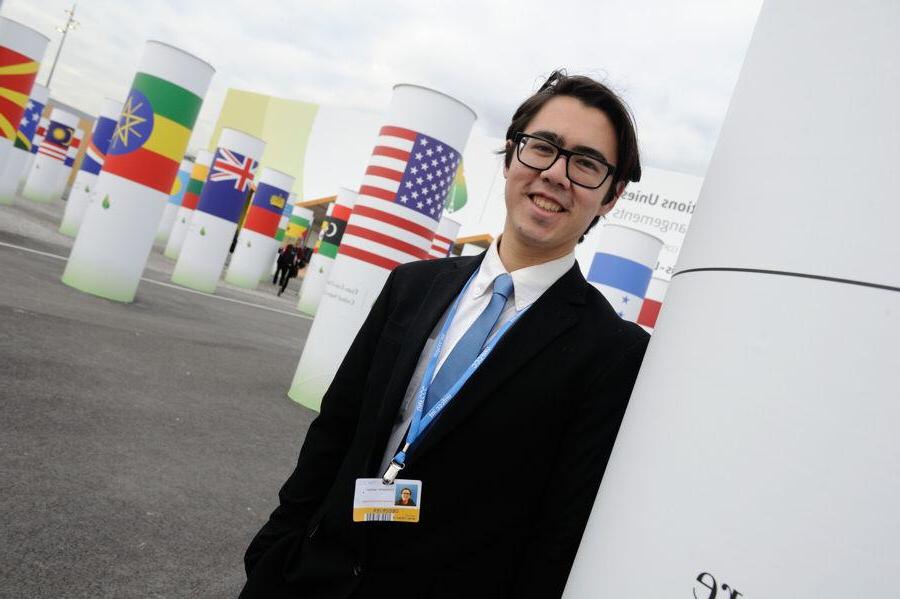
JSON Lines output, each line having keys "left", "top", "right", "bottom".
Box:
{"left": 244, "top": 269, "right": 397, "bottom": 575}
{"left": 510, "top": 332, "right": 649, "bottom": 598}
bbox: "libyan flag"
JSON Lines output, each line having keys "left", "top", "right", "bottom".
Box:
{"left": 104, "top": 72, "right": 203, "bottom": 194}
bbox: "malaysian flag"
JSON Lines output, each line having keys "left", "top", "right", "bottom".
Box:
{"left": 38, "top": 121, "right": 74, "bottom": 162}
{"left": 209, "top": 148, "right": 256, "bottom": 192}
{"left": 340, "top": 126, "right": 461, "bottom": 270}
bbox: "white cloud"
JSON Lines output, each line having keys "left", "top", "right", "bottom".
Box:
{"left": 4, "top": 0, "right": 762, "bottom": 176}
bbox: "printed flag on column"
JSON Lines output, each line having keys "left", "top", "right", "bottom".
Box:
{"left": 81, "top": 113, "right": 119, "bottom": 175}
{"left": 340, "top": 125, "right": 461, "bottom": 270}
{"left": 14, "top": 95, "right": 44, "bottom": 152}
{"left": 38, "top": 121, "right": 74, "bottom": 162}
{"left": 63, "top": 129, "right": 82, "bottom": 167}
{"left": 29, "top": 117, "right": 46, "bottom": 154}
{"left": 200, "top": 147, "right": 257, "bottom": 223}
{"left": 181, "top": 158, "right": 209, "bottom": 211}
{"left": 104, "top": 73, "right": 202, "bottom": 193}
{"left": 0, "top": 46, "right": 40, "bottom": 142}
{"left": 587, "top": 253, "right": 653, "bottom": 320}
{"left": 243, "top": 182, "right": 287, "bottom": 236}
{"left": 286, "top": 206, "right": 311, "bottom": 239}
{"left": 318, "top": 202, "right": 351, "bottom": 259}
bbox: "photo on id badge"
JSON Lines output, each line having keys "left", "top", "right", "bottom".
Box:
{"left": 395, "top": 485, "right": 418, "bottom": 507}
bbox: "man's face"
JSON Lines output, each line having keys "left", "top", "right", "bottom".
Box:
{"left": 401, "top": 490, "right": 411, "bottom": 501}
{"left": 503, "top": 95, "right": 621, "bottom": 257}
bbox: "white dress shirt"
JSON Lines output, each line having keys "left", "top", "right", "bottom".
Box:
{"left": 379, "top": 240, "right": 576, "bottom": 473}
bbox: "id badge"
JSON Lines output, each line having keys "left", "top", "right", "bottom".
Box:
{"left": 353, "top": 478, "right": 422, "bottom": 523}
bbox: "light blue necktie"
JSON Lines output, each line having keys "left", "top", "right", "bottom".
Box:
{"left": 424, "top": 273, "right": 514, "bottom": 412}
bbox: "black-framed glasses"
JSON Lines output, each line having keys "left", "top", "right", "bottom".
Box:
{"left": 514, "top": 132, "right": 615, "bottom": 189}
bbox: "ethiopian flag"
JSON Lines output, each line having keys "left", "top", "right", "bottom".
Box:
{"left": 104, "top": 72, "right": 202, "bottom": 194}
{"left": 0, "top": 46, "right": 40, "bottom": 142}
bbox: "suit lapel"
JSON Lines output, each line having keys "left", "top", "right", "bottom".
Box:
{"left": 366, "top": 257, "right": 482, "bottom": 471}
{"left": 408, "top": 264, "right": 587, "bottom": 462}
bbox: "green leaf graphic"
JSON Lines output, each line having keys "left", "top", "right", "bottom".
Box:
{"left": 200, "top": 227, "right": 206, "bottom": 236}
{"left": 101, "top": 195, "right": 110, "bottom": 210}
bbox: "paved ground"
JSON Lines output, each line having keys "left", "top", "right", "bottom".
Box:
{"left": 0, "top": 196, "right": 317, "bottom": 598}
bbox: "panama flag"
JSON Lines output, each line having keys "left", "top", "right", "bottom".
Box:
{"left": 38, "top": 121, "right": 74, "bottom": 162}
{"left": 339, "top": 125, "right": 461, "bottom": 270}
{"left": 587, "top": 252, "right": 654, "bottom": 322}
{"left": 14, "top": 96, "right": 45, "bottom": 152}
{"left": 0, "top": 46, "right": 40, "bottom": 143}
{"left": 80, "top": 115, "right": 119, "bottom": 175}
{"left": 196, "top": 147, "right": 257, "bottom": 223}
{"left": 104, "top": 72, "right": 203, "bottom": 193}
{"left": 243, "top": 181, "right": 287, "bottom": 236}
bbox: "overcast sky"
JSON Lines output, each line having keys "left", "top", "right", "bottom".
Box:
{"left": 7, "top": 0, "right": 761, "bottom": 177}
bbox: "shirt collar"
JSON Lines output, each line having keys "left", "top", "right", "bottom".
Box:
{"left": 470, "top": 238, "right": 576, "bottom": 311}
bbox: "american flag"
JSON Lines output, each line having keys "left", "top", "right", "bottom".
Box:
{"left": 340, "top": 126, "right": 461, "bottom": 270}
{"left": 428, "top": 232, "right": 454, "bottom": 259}
{"left": 209, "top": 148, "right": 256, "bottom": 192}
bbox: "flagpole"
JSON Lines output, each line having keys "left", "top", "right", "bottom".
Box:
{"left": 45, "top": 4, "right": 78, "bottom": 88}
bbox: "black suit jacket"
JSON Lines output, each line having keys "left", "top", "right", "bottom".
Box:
{"left": 242, "top": 254, "right": 649, "bottom": 599}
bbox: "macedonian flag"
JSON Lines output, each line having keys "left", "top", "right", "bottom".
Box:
{"left": 104, "top": 72, "right": 202, "bottom": 194}
{"left": 0, "top": 46, "right": 40, "bottom": 142}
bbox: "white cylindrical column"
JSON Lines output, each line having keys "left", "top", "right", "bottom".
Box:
{"left": 59, "top": 99, "right": 123, "bottom": 236}
{"left": 428, "top": 215, "right": 461, "bottom": 259}
{"left": 0, "top": 83, "right": 48, "bottom": 204}
{"left": 165, "top": 149, "right": 212, "bottom": 259}
{"left": 224, "top": 167, "right": 294, "bottom": 289}
{"left": 585, "top": 224, "right": 663, "bottom": 322}
{"left": 171, "top": 128, "right": 264, "bottom": 293}
{"left": 21, "top": 108, "right": 79, "bottom": 203}
{"left": 0, "top": 17, "right": 49, "bottom": 168}
{"left": 564, "top": 2, "right": 900, "bottom": 597}
{"left": 289, "top": 84, "right": 476, "bottom": 410}
{"left": 155, "top": 157, "right": 193, "bottom": 244}
{"left": 62, "top": 41, "right": 214, "bottom": 302}
{"left": 297, "top": 187, "right": 357, "bottom": 316}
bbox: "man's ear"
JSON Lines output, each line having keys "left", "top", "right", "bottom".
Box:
{"left": 502, "top": 140, "right": 512, "bottom": 179}
{"left": 596, "top": 181, "right": 626, "bottom": 217}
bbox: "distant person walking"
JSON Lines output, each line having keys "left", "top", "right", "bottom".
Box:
{"left": 277, "top": 241, "right": 306, "bottom": 296}
{"left": 273, "top": 243, "right": 297, "bottom": 287}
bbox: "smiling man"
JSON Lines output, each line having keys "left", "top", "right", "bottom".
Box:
{"left": 242, "top": 71, "right": 649, "bottom": 599}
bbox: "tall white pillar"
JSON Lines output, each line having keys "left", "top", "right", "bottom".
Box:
{"left": 564, "top": 2, "right": 900, "bottom": 597}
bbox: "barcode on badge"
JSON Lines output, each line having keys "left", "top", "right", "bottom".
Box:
{"left": 364, "top": 513, "right": 395, "bottom": 522}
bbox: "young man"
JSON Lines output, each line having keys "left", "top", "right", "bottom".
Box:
{"left": 242, "top": 71, "right": 648, "bottom": 598}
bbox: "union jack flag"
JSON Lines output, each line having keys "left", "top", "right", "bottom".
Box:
{"left": 209, "top": 148, "right": 256, "bottom": 192}
{"left": 339, "top": 126, "right": 462, "bottom": 271}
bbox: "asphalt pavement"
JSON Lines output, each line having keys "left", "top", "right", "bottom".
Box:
{"left": 1, "top": 196, "right": 318, "bottom": 598}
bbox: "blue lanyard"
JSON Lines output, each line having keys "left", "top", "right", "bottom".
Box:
{"left": 383, "top": 271, "right": 528, "bottom": 482}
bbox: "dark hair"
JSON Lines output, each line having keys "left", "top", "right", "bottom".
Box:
{"left": 503, "top": 70, "right": 641, "bottom": 241}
